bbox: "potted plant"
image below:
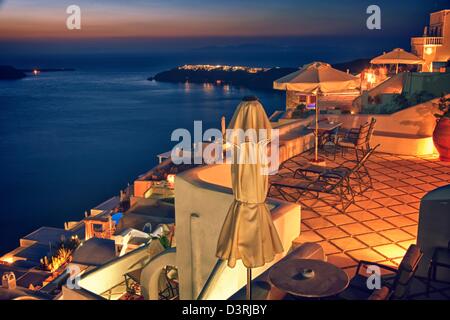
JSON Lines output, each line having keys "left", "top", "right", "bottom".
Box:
{"left": 433, "top": 94, "right": 450, "bottom": 161}
{"left": 292, "top": 103, "right": 307, "bottom": 118}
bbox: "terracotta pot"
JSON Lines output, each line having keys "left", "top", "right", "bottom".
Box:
{"left": 433, "top": 117, "right": 450, "bottom": 162}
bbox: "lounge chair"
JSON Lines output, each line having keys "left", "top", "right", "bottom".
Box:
{"left": 293, "top": 145, "right": 379, "bottom": 194}
{"left": 269, "top": 167, "right": 355, "bottom": 213}
{"left": 339, "top": 245, "right": 423, "bottom": 300}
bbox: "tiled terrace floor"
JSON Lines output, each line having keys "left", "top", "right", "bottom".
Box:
{"left": 269, "top": 148, "right": 450, "bottom": 287}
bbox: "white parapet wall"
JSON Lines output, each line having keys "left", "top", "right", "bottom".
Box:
{"left": 325, "top": 96, "right": 445, "bottom": 156}
{"left": 175, "top": 164, "right": 301, "bottom": 300}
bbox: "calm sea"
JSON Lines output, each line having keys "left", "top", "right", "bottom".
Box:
{"left": 0, "top": 54, "right": 287, "bottom": 254}
{"left": 0, "top": 35, "right": 408, "bottom": 253}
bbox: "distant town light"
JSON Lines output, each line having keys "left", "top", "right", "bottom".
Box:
{"left": 167, "top": 174, "right": 176, "bottom": 188}
{"left": 1, "top": 257, "right": 14, "bottom": 264}
{"left": 33, "top": 69, "right": 40, "bottom": 75}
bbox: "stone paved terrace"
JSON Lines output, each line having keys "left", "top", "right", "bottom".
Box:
{"left": 268, "top": 148, "right": 450, "bottom": 297}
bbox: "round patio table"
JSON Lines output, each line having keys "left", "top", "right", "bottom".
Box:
{"left": 268, "top": 259, "right": 349, "bottom": 298}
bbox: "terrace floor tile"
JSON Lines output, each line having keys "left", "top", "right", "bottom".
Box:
{"left": 417, "top": 175, "right": 441, "bottom": 183}
{"left": 389, "top": 204, "right": 417, "bottom": 215}
{"left": 411, "top": 192, "right": 427, "bottom": 200}
{"left": 398, "top": 186, "right": 424, "bottom": 194}
{"left": 384, "top": 180, "right": 409, "bottom": 188}
{"left": 416, "top": 183, "right": 439, "bottom": 192}
{"left": 369, "top": 207, "right": 399, "bottom": 218}
{"left": 301, "top": 210, "right": 320, "bottom": 219}
{"left": 363, "top": 219, "right": 396, "bottom": 231}
{"left": 396, "top": 194, "right": 422, "bottom": 204}
{"left": 316, "top": 227, "right": 349, "bottom": 240}
{"left": 327, "top": 253, "right": 358, "bottom": 269}
{"left": 325, "top": 214, "right": 356, "bottom": 226}
{"left": 347, "top": 210, "right": 378, "bottom": 222}
{"left": 380, "top": 188, "right": 405, "bottom": 197}
{"left": 301, "top": 222, "right": 310, "bottom": 231}
{"left": 347, "top": 248, "right": 386, "bottom": 262}
{"left": 365, "top": 190, "right": 387, "bottom": 200}
{"left": 303, "top": 217, "right": 334, "bottom": 229}
{"left": 354, "top": 200, "right": 382, "bottom": 210}
{"left": 403, "top": 178, "right": 425, "bottom": 185}
{"left": 340, "top": 223, "right": 373, "bottom": 236}
{"left": 385, "top": 216, "right": 416, "bottom": 227}
{"left": 356, "top": 233, "right": 392, "bottom": 247}
{"left": 402, "top": 225, "right": 418, "bottom": 237}
{"left": 318, "top": 241, "right": 342, "bottom": 255}
{"left": 331, "top": 237, "right": 367, "bottom": 251}
{"left": 372, "top": 182, "right": 391, "bottom": 190}
{"left": 398, "top": 239, "right": 417, "bottom": 250}
{"left": 373, "top": 244, "right": 407, "bottom": 259}
{"left": 380, "top": 229, "right": 415, "bottom": 242}
{"left": 374, "top": 197, "right": 403, "bottom": 207}
{"left": 406, "top": 213, "right": 419, "bottom": 222}
{"left": 293, "top": 231, "right": 323, "bottom": 244}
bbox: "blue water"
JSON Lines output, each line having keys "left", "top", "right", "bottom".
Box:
{"left": 0, "top": 32, "right": 411, "bottom": 254}
{"left": 0, "top": 60, "right": 283, "bottom": 254}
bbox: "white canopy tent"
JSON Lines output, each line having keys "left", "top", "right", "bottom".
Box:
{"left": 370, "top": 48, "right": 425, "bottom": 74}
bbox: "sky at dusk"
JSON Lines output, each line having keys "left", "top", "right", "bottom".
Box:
{"left": 0, "top": 0, "right": 449, "bottom": 54}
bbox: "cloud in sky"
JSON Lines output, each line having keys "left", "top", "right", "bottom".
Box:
{"left": 0, "top": 0, "right": 448, "bottom": 39}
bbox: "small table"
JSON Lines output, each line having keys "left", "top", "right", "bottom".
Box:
{"left": 269, "top": 259, "right": 349, "bottom": 298}
{"left": 307, "top": 122, "right": 342, "bottom": 160}
{"left": 307, "top": 121, "right": 342, "bottom": 133}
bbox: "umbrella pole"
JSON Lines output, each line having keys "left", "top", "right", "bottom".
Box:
{"left": 396, "top": 63, "right": 399, "bottom": 74}
{"left": 246, "top": 268, "right": 252, "bottom": 300}
{"left": 315, "top": 93, "right": 319, "bottom": 162}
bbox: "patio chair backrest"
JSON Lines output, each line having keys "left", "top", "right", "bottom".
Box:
{"left": 352, "top": 144, "right": 379, "bottom": 172}
{"left": 368, "top": 286, "right": 391, "bottom": 300}
{"left": 355, "top": 122, "right": 371, "bottom": 147}
{"left": 329, "top": 126, "right": 340, "bottom": 143}
{"left": 366, "top": 117, "right": 377, "bottom": 147}
{"left": 391, "top": 244, "right": 423, "bottom": 300}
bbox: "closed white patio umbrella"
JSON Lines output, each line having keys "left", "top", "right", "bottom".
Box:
{"left": 216, "top": 96, "right": 283, "bottom": 300}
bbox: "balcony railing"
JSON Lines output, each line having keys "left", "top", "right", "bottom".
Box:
{"left": 411, "top": 36, "right": 444, "bottom": 46}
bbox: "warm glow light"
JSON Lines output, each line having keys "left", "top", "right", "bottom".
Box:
{"left": 41, "top": 247, "right": 73, "bottom": 272}
{"left": 418, "top": 137, "right": 438, "bottom": 156}
{"left": 365, "top": 71, "right": 376, "bottom": 84}
{"left": 167, "top": 174, "right": 176, "bottom": 188}
{"left": 1, "top": 257, "right": 14, "bottom": 264}
{"left": 425, "top": 47, "right": 433, "bottom": 55}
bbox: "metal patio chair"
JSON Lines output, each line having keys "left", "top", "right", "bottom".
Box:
{"left": 336, "top": 121, "right": 370, "bottom": 160}
{"left": 291, "top": 145, "right": 379, "bottom": 195}
{"left": 339, "top": 245, "right": 423, "bottom": 300}
{"left": 427, "top": 240, "right": 450, "bottom": 296}
{"left": 321, "top": 126, "right": 340, "bottom": 157}
{"left": 365, "top": 117, "right": 377, "bottom": 150}
{"left": 269, "top": 165, "right": 356, "bottom": 213}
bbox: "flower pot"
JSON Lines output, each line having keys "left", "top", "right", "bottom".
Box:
{"left": 433, "top": 117, "right": 450, "bottom": 162}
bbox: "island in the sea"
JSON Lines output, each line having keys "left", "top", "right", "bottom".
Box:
{"left": 0, "top": 65, "right": 76, "bottom": 80}
{"left": 0, "top": 65, "right": 26, "bottom": 80}
{"left": 150, "top": 59, "right": 370, "bottom": 90}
